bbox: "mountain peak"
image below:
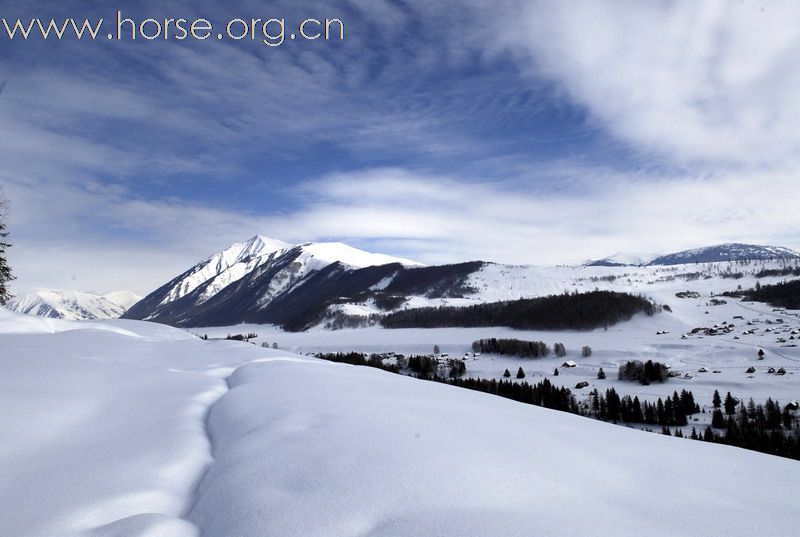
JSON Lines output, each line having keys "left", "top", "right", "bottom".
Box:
{"left": 299, "top": 241, "right": 423, "bottom": 269}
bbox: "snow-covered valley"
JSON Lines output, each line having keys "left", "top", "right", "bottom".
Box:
{"left": 2, "top": 297, "right": 800, "bottom": 536}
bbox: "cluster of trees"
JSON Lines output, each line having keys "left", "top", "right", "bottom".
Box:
{"left": 472, "top": 338, "right": 550, "bottom": 358}
{"left": 589, "top": 388, "right": 699, "bottom": 426}
{"left": 618, "top": 360, "right": 669, "bottom": 384}
{"left": 704, "top": 394, "right": 800, "bottom": 459}
{"left": 503, "top": 367, "right": 527, "bottom": 379}
{"left": 381, "top": 291, "right": 656, "bottom": 330}
{"left": 324, "top": 312, "right": 382, "bottom": 330}
{"left": 438, "top": 377, "right": 579, "bottom": 414}
{"left": 742, "top": 279, "right": 800, "bottom": 309}
{"left": 755, "top": 266, "right": 800, "bottom": 279}
{"left": 407, "top": 355, "right": 466, "bottom": 378}
{"left": 314, "top": 352, "right": 401, "bottom": 374}
{"left": 373, "top": 293, "right": 407, "bottom": 311}
{"left": 225, "top": 333, "right": 258, "bottom": 341}
{"left": 407, "top": 355, "right": 440, "bottom": 377}
{"left": 314, "top": 352, "right": 469, "bottom": 379}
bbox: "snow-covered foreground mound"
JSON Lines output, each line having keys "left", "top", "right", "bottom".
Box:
{"left": 1, "top": 309, "right": 798, "bottom": 537}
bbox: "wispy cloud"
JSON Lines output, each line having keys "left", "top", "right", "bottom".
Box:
{"left": 2, "top": 1, "right": 800, "bottom": 295}
{"left": 499, "top": 1, "right": 800, "bottom": 170}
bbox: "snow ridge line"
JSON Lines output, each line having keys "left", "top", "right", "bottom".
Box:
{"left": 181, "top": 371, "right": 234, "bottom": 527}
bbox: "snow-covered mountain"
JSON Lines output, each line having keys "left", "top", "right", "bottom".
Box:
{"left": 648, "top": 243, "right": 800, "bottom": 265}
{"left": 123, "top": 236, "right": 429, "bottom": 329}
{"left": 125, "top": 237, "right": 800, "bottom": 330}
{"left": 8, "top": 289, "right": 141, "bottom": 320}
{"left": 587, "top": 243, "right": 800, "bottom": 267}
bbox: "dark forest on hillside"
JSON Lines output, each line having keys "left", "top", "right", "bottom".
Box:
{"left": 743, "top": 279, "right": 800, "bottom": 309}
{"left": 381, "top": 291, "right": 656, "bottom": 330}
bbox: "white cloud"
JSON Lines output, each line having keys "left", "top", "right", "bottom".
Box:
{"left": 500, "top": 1, "right": 800, "bottom": 169}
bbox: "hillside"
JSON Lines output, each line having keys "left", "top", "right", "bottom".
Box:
{"left": 1, "top": 308, "right": 798, "bottom": 537}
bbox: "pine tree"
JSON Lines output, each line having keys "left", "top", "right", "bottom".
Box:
{"left": 516, "top": 367, "right": 526, "bottom": 379}
{"left": 711, "top": 409, "right": 726, "bottom": 428}
{"left": 0, "top": 198, "right": 13, "bottom": 306}
{"left": 712, "top": 389, "right": 722, "bottom": 409}
{"left": 553, "top": 368, "right": 559, "bottom": 376}
{"left": 503, "top": 368, "right": 511, "bottom": 378}
{"left": 597, "top": 367, "right": 606, "bottom": 380}
{"left": 433, "top": 344, "right": 441, "bottom": 355}
{"left": 724, "top": 392, "right": 737, "bottom": 415}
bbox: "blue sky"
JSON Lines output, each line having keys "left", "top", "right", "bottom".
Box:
{"left": 2, "top": 0, "right": 800, "bottom": 294}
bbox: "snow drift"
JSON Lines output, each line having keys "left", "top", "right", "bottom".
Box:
{"left": 1, "top": 309, "right": 798, "bottom": 537}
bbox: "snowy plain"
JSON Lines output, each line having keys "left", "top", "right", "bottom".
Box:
{"left": 2, "top": 298, "right": 800, "bottom": 537}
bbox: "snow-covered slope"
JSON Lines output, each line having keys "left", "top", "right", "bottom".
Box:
{"left": 155, "top": 235, "right": 291, "bottom": 306}
{"left": 7, "top": 288, "right": 141, "bottom": 320}
{"left": 300, "top": 241, "right": 422, "bottom": 269}
{"left": 649, "top": 243, "right": 800, "bottom": 265}
{"left": 123, "top": 236, "right": 427, "bottom": 328}
{"left": 1, "top": 309, "right": 798, "bottom": 537}
{"left": 586, "top": 252, "right": 657, "bottom": 266}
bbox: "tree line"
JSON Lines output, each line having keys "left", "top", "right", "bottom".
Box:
{"left": 472, "top": 338, "right": 550, "bottom": 358}
{"left": 742, "top": 279, "right": 800, "bottom": 309}
{"left": 380, "top": 291, "right": 656, "bottom": 330}
{"left": 589, "top": 388, "right": 699, "bottom": 426}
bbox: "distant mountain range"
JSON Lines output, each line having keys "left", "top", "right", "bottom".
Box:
{"left": 7, "top": 289, "right": 141, "bottom": 321}
{"left": 120, "top": 237, "right": 800, "bottom": 331}
{"left": 12, "top": 239, "right": 800, "bottom": 327}
{"left": 587, "top": 243, "right": 800, "bottom": 267}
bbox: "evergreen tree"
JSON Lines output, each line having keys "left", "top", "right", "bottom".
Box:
{"left": 433, "top": 344, "right": 441, "bottom": 355}
{"left": 503, "top": 368, "right": 511, "bottom": 378}
{"left": 597, "top": 367, "right": 606, "bottom": 380}
{"left": 711, "top": 409, "right": 726, "bottom": 428}
{"left": 0, "top": 198, "right": 13, "bottom": 306}
{"left": 712, "top": 389, "right": 722, "bottom": 409}
{"left": 724, "top": 392, "right": 738, "bottom": 415}
{"left": 553, "top": 367, "right": 559, "bottom": 376}
{"left": 516, "top": 367, "right": 526, "bottom": 379}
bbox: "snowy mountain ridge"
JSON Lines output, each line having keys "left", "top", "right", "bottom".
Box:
{"left": 124, "top": 237, "right": 800, "bottom": 330}
{"left": 587, "top": 243, "right": 800, "bottom": 267}
{"left": 648, "top": 243, "right": 800, "bottom": 265}
{"left": 123, "top": 236, "right": 427, "bottom": 328}
{"left": 7, "top": 289, "right": 141, "bottom": 321}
